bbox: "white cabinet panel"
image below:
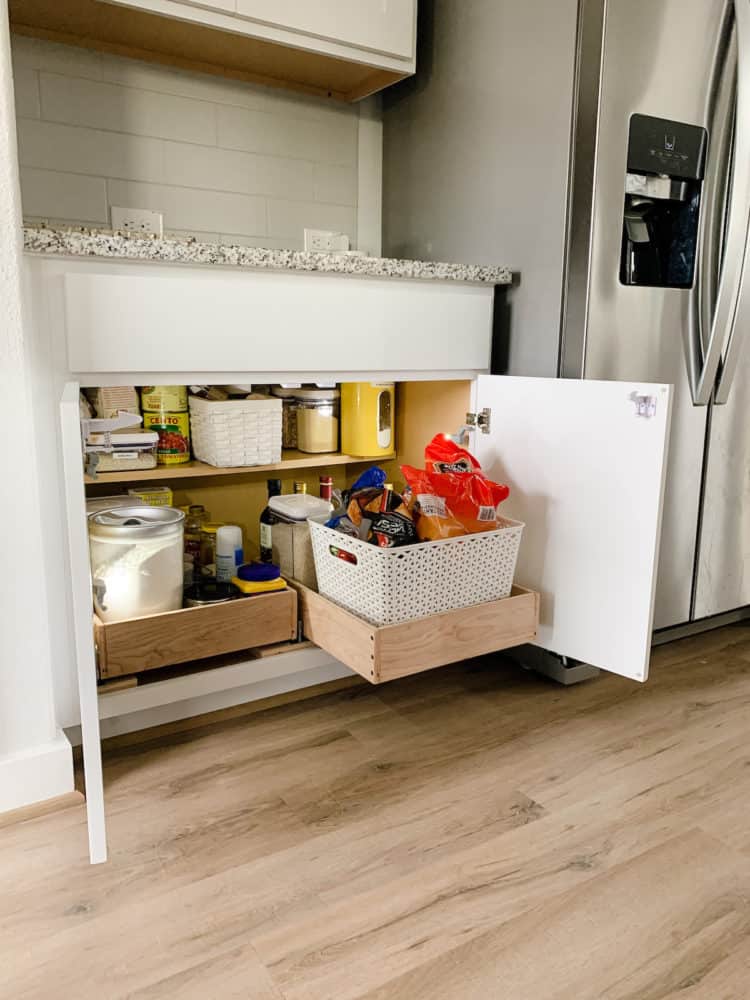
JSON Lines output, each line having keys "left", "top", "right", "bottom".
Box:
{"left": 474, "top": 376, "right": 673, "bottom": 681}
{"left": 176, "top": 0, "right": 236, "bottom": 12}
{"left": 185, "top": 0, "right": 235, "bottom": 11}
{"left": 235, "top": 0, "right": 416, "bottom": 59}
{"left": 63, "top": 268, "right": 492, "bottom": 377}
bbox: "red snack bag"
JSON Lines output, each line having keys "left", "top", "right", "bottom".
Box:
{"left": 424, "top": 435, "right": 482, "bottom": 474}
{"left": 430, "top": 468, "right": 509, "bottom": 533}
{"left": 401, "top": 466, "right": 466, "bottom": 541}
{"left": 422, "top": 434, "right": 510, "bottom": 533}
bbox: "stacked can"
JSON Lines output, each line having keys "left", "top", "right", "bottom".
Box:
{"left": 140, "top": 386, "right": 191, "bottom": 465}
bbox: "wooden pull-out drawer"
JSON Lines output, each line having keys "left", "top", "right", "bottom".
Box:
{"left": 294, "top": 584, "right": 539, "bottom": 684}
{"left": 94, "top": 589, "right": 297, "bottom": 678}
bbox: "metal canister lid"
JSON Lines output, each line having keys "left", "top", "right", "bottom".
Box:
{"left": 88, "top": 505, "right": 184, "bottom": 539}
{"left": 184, "top": 580, "right": 237, "bottom": 606}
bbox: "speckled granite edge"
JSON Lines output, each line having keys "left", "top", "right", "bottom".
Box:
{"left": 22, "top": 226, "right": 513, "bottom": 285}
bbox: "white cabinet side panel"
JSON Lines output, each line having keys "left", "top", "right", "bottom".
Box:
{"left": 475, "top": 376, "right": 672, "bottom": 681}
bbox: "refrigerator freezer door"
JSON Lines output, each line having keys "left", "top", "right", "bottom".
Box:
{"left": 568, "top": 0, "right": 731, "bottom": 630}
{"left": 473, "top": 375, "right": 672, "bottom": 682}
{"left": 694, "top": 0, "right": 750, "bottom": 619}
{"left": 694, "top": 339, "right": 750, "bottom": 618}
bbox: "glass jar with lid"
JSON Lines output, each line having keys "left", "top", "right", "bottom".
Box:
{"left": 295, "top": 388, "right": 340, "bottom": 454}
{"left": 271, "top": 387, "right": 300, "bottom": 449}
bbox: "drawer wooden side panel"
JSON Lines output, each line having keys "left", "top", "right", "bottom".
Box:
{"left": 296, "top": 584, "right": 539, "bottom": 684}
{"left": 94, "top": 589, "right": 297, "bottom": 678}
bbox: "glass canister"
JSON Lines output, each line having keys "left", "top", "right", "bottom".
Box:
{"left": 199, "top": 522, "right": 225, "bottom": 576}
{"left": 295, "top": 388, "right": 340, "bottom": 453}
{"left": 271, "top": 387, "right": 299, "bottom": 449}
{"left": 88, "top": 506, "right": 185, "bottom": 622}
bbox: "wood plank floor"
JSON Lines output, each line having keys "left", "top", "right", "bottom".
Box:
{"left": 4, "top": 623, "right": 750, "bottom": 999}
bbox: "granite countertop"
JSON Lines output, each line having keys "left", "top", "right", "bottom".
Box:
{"left": 22, "top": 225, "right": 512, "bottom": 285}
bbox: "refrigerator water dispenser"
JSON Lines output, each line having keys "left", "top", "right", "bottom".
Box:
{"left": 620, "top": 114, "right": 708, "bottom": 288}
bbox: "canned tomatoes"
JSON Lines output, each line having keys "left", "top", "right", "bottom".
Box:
{"left": 142, "top": 411, "right": 191, "bottom": 465}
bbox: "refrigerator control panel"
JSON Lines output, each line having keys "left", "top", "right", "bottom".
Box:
{"left": 627, "top": 114, "right": 707, "bottom": 181}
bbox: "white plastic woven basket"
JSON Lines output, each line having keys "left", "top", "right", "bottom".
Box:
{"left": 309, "top": 517, "right": 524, "bottom": 627}
{"left": 188, "top": 395, "right": 282, "bottom": 467}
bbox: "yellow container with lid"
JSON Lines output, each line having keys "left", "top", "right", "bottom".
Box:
{"left": 341, "top": 383, "right": 395, "bottom": 457}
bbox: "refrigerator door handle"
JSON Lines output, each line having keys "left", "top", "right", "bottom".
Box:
{"left": 697, "top": 0, "right": 750, "bottom": 405}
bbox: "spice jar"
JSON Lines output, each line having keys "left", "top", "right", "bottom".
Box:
{"left": 88, "top": 505, "right": 185, "bottom": 622}
{"left": 200, "top": 522, "right": 224, "bottom": 576}
{"left": 271, "top": 387, "right": 299, "bottom": 449}
{"left": 295, "top": 388, "right": 340, "bottom": 454}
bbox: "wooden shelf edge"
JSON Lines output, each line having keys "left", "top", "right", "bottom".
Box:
{"left": 84, "top": 451, "right": 396, "bottom": 485}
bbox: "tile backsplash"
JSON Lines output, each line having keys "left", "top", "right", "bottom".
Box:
{"left": 11, "top": 35, "right": 362, "bottom": 249}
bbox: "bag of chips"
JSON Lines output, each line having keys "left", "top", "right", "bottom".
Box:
{"left": 402, "top": 435, "right": 510, "bottom": 537}
{"left": 401, "top": 466, "right": 466, "bottom": 541}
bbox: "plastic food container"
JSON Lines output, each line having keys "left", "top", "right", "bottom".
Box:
{"left": 295, "top": 388, "right": 340, "bottom": 453}
{"left": 88, "top": 505, "right": 185, "bottom": 623}
{"left": 268, "top": 493, "right": 332, "bottom": 523}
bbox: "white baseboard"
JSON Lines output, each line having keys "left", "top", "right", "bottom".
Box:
{"left": 0, "top": 731, "right": 75, "bottom": 813}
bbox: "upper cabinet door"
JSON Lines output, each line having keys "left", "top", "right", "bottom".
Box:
{"left": 473, "top": 376, "right": 673, "bottom": 681}
{"left": 235, "top": 0, "right": 416, "bottom": 60}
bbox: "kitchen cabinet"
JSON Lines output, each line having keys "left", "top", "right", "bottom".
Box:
{"left": 9, "top": 0, "right": 417, "bottom": 101}
{"left": 27, "top": 254, "right": 671, "bottom": 863}
{"left": 234, "top": 0, "right": 416, "bottom": 61}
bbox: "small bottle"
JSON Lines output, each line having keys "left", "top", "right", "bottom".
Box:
{"left": 260, "top": 478, "right": 282, "bottom": 563}
{"left": 294, "top": 481, "right": 307, "bottom": 494}
{"left": 319, "top": 475, "right": 333, "bottom": 503}
{"left": 184, "top": 504, "right": 206, "bottom": 578}
{"left": 200, "top": 522, "right": 223, "bottom": 576}
{"left": 380, "top": 483, "right": 393, "bottom": 512}
{"left": 216, "top": 525, "right": 244, "bottom": 582}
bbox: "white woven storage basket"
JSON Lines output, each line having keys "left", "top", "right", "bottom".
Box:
{"left": 188, "top": 395, "right": 282, "bottom": 467}
{"left": 309, "top": 517, "right": 524, "bottom": 627}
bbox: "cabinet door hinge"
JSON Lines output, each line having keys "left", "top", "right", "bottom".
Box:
{"left": 466, "top": 408, "right": 492, "bottom": 434}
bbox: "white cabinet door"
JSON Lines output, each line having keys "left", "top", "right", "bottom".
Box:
{"left": 235, "top": 0, "right": 416, "bottom": 59}
{"left": 473, "top": 376, "right": 673, "bottom": 681}
{"left": 60, "top": 383, "right": 107, "bottom": 863}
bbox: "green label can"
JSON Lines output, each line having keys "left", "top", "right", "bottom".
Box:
{"left": 143, "top": 411, "right": 191, "bottom": 465}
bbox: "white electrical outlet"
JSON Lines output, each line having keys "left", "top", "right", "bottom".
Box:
{"left": 304, "top": 228, "right": 350, "bottom": 253}
{"left": 111, "top": 206, "right": 164, "bottom": 237}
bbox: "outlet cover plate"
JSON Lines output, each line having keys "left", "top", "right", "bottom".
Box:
{"left": 111, "top": 206, "right": 164, "bottom": 237}
{"left": 304, "top": 228, "right": 350, "bottom": 252}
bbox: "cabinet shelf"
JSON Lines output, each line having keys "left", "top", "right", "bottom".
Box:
{"left": 84, "top": 450, "right": 395, "bottom": 485}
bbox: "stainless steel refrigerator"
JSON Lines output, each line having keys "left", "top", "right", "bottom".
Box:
{"left": 382, "top": 0, "right": 750, "bottom": 635}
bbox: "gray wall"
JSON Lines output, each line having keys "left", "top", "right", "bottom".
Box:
{"left": 382, "top": 0, "right": 578, "bottom": 375}
{"left": 12, "top": 35, "right": 361, "bottom": 249}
